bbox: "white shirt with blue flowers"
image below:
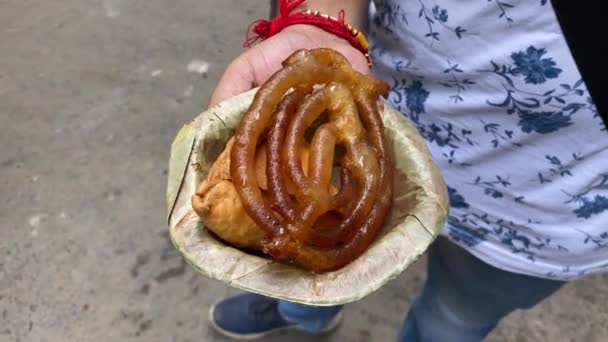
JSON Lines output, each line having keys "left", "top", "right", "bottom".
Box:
{"left": 368, "top": 0, "right": 607, "bottom": 280}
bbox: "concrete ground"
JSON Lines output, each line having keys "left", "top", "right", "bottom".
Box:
{"left": 1, "top": 0, "right": 607, "bottom": 341}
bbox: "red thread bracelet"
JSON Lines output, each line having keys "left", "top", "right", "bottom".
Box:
{"left": 243, "top": 0, "right": 371, "bottom": 66}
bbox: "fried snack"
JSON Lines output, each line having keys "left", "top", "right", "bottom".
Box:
{"left": 191, "top": 138, "right": 265, "bottom": 250}
{"left": 192, "top": 138, "right": 316, "bottom": 250}
{"left": 230, "top": 48, "right": 393, "bottom": 272}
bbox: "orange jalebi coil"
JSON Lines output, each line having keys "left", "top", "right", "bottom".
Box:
{"left": 230, "top": 48, "right": 393, "bottom": 272}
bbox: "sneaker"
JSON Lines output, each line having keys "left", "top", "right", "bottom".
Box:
{"left": 208, "top": 293, "right": 341, "bottom": 340}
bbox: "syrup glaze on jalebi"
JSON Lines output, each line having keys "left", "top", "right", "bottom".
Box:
{"left": 230, "top": 48, "right": 393, "bottom": 272}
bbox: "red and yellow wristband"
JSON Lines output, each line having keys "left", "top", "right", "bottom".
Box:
{"left": 244, "top": 0, "right": 372, "bottom": 67}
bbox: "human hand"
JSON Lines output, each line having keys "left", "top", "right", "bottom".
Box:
{"left": 208, "top": 24, "right": 369, "bottom": 107}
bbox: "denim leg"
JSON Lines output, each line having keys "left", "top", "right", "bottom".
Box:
{"left": 277, "top": 300, "right": 342, "bottom": 333}
{"left": 398, "top": 237, "right": 565, "bottom": 342}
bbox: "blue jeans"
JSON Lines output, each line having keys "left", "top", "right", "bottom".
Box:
{"left": 277, "top": 237, "right": 565, "bottom": 341}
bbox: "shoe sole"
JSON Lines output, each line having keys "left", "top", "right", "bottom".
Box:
{"left": 208, "top": 300, "right": 343, "bottom": 340}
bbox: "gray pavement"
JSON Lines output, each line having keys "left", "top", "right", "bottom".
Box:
{"left": 1, "top": 0, "right": 607, "bottom": 341}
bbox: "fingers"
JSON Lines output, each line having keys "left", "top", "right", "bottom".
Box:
{"left": 207, "top": 43, "right": 288, "bottom": 108}
{"left": 345, "top": 50, "right": 369, "bottom": 74}
{"left": 208, "top": 57, "right": 255, "bottom": 108}
{"left": 283, "top": 26, "right": 369, "bottom": 74}
{"left": 207, "top": 26, "right": 370, "bottom": 108}
{"left": 208, "top": 33, "right": 302, "bottom": 108}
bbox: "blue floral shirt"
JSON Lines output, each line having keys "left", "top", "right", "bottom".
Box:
{"left": 368, "top": 0, "right": 607, "bottom": 280}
